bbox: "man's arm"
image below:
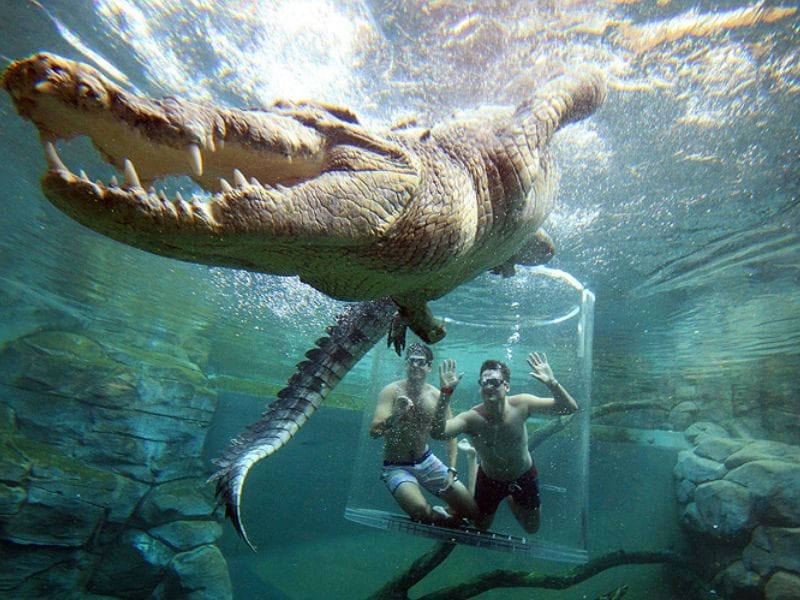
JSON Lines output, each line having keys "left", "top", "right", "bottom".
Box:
{"left": 431, "top": 390, "right": 473, "bottom": 440}
{"left": 440, "top": 405, "right": 460, "bottom": 490}
{"left": 431, "top": 359, "right": 467, "bottom": 440}
{"left": 369, "top": 384, "right": 404, "bottom": 438}
{"left": 526, "top": 352, "right": 579, "bottom": 415}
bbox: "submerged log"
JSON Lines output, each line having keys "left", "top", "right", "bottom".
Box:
{"left": 370, "top": 548, "right": 692, "bottom": 599}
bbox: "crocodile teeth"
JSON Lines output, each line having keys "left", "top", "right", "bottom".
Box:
{"left": 43, "top": 141, "right": 67, "bottom": 172}
{"left": 123, "top": 158, "right": 142, "bottom": 189}
{"left": 187, "top": 143, "right": 203, "bottom": 177}
{"left": 233, "top": 169, "right": 248, "bottom": 188}
{"left": 220, "top": 178, "right": 233, "bottom": 193}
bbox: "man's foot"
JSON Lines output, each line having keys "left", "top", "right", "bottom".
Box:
{"left": 431, "top": 505, "right": 451, "bottom": 520}
{"left": 431, "top": 505, "right": 468, "bottom": 529}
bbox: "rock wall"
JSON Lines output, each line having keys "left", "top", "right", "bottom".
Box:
{"left": 674, "top": 422, "right": 800, "bottom": 600}
{"left": 0, "top": 330, "right": 232, "bottom": 599}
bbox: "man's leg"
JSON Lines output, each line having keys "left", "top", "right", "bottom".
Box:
{"left": 507, "top": 498, "right": 541, "bottom": 533}
{"left": 472, "top": 511, "right": 496, "bottom": 531}
{"left": 392, "top": 481, "right": 440, "bottom": 523}
{"left": 439, "top": 480, "right": 479, "bottom": 521}
{"left": 471, "top": 466, "right": 502, "bottom": 531}
{"left": 507, "top": 471, "right": 542, "bottom": 534}
{"left": 457, "top": 438, "right": 478, "bottom": 496}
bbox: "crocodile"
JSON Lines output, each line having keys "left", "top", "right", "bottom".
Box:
{"left": 2, "top": 52, "right": 606, "bottom": 549}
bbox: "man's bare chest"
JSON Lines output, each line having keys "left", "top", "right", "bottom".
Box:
{"left": 473, "top": 412, "right": 525, "bottom": 449}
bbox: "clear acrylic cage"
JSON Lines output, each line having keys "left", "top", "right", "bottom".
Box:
{"left": 345, "top": 267, "right": 594, "bottom": 563}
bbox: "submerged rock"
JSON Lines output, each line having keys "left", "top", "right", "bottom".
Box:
{"left": 1, "top": 428, "right": 148, "bottom": 547}
{"left": 725, "top": 460, "right": 800, "bottom": 524}
{"left": 743, "top": 526, "right": 800, "bottom": 577}
{"left": 0, "top": 329, "right": 230, "bottom": 598}
{"left": 692, "top": 480, "right": 753, "bottom": 537}
{"left": 764, "top": 571, "right": 800, "bottom": 600}
{"left": 674, "top": 449, "right": 727, "bottom": 484}
{"left": 90, "top": 530, "right": 174, "bottom": 595}
{"left": 683, "top": 421, "right": 729, "bottom": 444}
{"left": 161, "top": 545, "right": 233, "bottom": 599}
{"left": 694, "top": 435, "right": 744, "bottom": 463}
{"left": 149, "top": 520, "right": 223, "bottom": 552}
{"left": 0, "top": 330, "right": 217, "bottom": 483}
{"left": 137, "top": 479, "right": 217, "bottom": 525}
{"left": 675, "top": 424, "right": 800, "bottom": 599}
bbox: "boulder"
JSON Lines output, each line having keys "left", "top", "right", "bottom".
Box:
{"left": 149, "top": 520, "right": 223, "bottom": 552}
{"left": 715, "top": 560, "right": 763, "bottom": 600}
{"left": 0, "top": 330, "right": 216, "bottom": 483}
{"left": 692, "top": 480, "right": 753, "bottom": 537}
{"left": 674, "top": 449, "right": 727, "bottom": 483}
{"left": 0, "top": 483, "right": 27, "bottom": 516}
{"left": 162, "top": 545, "right": 233, "bottom": 599}
{"left": 0, "top": 546, "right": 73, "bottom": 592}
{"left": 684, "top": 421, "right": 729, "bottom": 444}
{"left": 668, "top": 400, "right": 699, "bottom": 430}
{"left": 89, "top": 530, "right": 173, "bottom": 596}
{"left": 675, "top": 433, "right": 800, "bottom": 599}
{"left": 680, "top": 502, "right": 703, "bottom": 531}
{"left": 742, "top": 526, "right": 800, "bottom": 576}
{"left": 675, "top": 477, "right": 695, "bottom": 503}
{"left": 137, "top": 479, "right": 216, "bottom": 526}
{"left": 725, "top": 460, "right": 800, "bottom": 524}
{"left": 694, "top": 435, "right": 744, "bottom": 463}
{"left": 1, "top": 433, "right": 147, "bottom": 547}
{"left": 725, "top": 440, "right": 800, "bottom": 470}
{"left": 0, "top": 328, "right": 225, "bottom": 596}
{"left": 764, "top": 571, "right": 800, "bottom": 600}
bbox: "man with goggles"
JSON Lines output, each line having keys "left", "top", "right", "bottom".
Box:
{"left": 370, "top": 342, "right": 479, "bottom": 526}
{"left": 431, "top": 352, "right": 577, "bottom": 533}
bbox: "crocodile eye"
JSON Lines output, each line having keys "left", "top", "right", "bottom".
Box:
{"left": 78, "top": 83, "right": 96, "bottom": 99}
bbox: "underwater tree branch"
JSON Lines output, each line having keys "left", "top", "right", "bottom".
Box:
{"left": 414, "top": 549, "right": 691, "bottom": 600}
{"left": 527, "top": 400, "right": 668, "bottom": 450}
{"left": 590, "top": 400, "right": 669, "bottom": 419}
{"left": 367, "top": 541, "right": 456, "bottom": 600}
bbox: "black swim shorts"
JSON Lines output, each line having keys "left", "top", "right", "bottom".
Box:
{"left": 474, "top": 464, "right": 541, "bottom": 515}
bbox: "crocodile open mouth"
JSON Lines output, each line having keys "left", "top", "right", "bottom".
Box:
{"left": 2, "top": 52, "right": 367, "bottom": 235}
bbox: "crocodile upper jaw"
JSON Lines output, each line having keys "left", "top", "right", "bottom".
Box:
{"left": 3, "top": 53, "right": 328, "bottom": 192}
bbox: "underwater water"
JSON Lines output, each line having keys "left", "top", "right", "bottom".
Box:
{"left": 0, "top": 1, "right": 798, "bottom": 599}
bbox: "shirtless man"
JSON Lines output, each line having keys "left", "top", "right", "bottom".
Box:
{"left": 431, "top": 352, "right": 578, "bottom": 533}
{"left": 370, "top": 342, "right": 478, "bottom": 526}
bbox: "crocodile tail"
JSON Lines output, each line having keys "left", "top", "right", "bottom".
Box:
{"left": 208, "top": 298, "right": 397, "bottom": 551}
{"left": 513, "top": 67, "right": 607, "bottom": 145}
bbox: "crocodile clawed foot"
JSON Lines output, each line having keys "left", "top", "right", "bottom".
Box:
{"left": 390, "top": 298, "right": 447, "bottom": 354}
{"left": 388, "top": 301, "right": 447, "bottom": 354}
{"left": 387, "top": 313, "right": 408, "bottom": 356}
